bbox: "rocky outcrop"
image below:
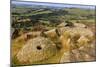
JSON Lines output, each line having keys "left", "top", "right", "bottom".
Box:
{"left": 15, "top": 22, "right": 95, "bottom": 65}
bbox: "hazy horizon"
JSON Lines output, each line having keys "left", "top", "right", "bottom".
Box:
{"left": 12, "top": 1, "right": 95, "bottom": 10}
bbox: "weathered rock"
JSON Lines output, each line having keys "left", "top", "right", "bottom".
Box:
{"left": 52, "top": 23, "right": 95, "bottom": 63}
{"left": 73, "top": 22, "right": 86, "bottom": 28}
{"left": 71, "top": 49, "right": 84, "bottom": 62}
{"left": 17, "top": 36, "right": 58, "bottom": 64}
{"left": 59, "top": 27, "right": 93, "bottom": 38}
{"left": 15, "top": 22, "right": 95, "bottom": 65}
{"left": 79, "top": 44, "right": 96, "bottom": 58}
{"left": 60, "top": 52, "right": 71, "bottom": 63}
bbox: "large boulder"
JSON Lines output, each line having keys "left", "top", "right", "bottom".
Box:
{"left": 17, "top": 36, "right": 58, "bottom": 64}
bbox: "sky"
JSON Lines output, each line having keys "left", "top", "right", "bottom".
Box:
{"left": 11, "top": 0, "right": 95, "bottom": 9}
